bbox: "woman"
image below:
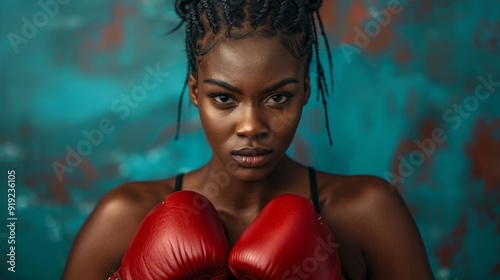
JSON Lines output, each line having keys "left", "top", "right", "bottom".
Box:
{"left": 63, "top": 0, "right": 434, "bottom": 279}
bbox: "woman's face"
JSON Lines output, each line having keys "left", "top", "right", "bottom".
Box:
{"left": 189, "top": 35, "right": 310, "bottom": 182}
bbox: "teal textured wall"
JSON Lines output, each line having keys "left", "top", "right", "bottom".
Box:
{"left": 0, "top": 0, "right": 499, "bottom": 279}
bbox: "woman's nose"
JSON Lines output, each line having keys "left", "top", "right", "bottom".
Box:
{"left": 235, "top": 106, "right": 269, "bottom": 140}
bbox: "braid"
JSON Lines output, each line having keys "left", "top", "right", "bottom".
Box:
{"left": 291, "top": 0, "right": 306, "bottom": 32}
{"left": 185, "top": 18, "right": 197, "bottom": 71}
{"left": 176, "top": 2, "right": 201, "bottom": 140}
{"left": 251, "top": 0, "right": 271, "bottom": 29}
{"left": 174, "top": 74, "right": 189, "bottom": 140}
{"left": 272, "top": 0, "right": 288, "bottom": 31}
{"left": 316, "top": 12, "right": 334, "bottom": 94}
{"left": 189, "top": 5, "right": 204, "bottom": 46}
{"left": 221, "top": 0, "right": 235, "bottom": 26}
{"left": 172, "top": 0, "right": 334, "bottom": 145}
{"left": 311, "top": 11, "right": 333, "bottom": 145}
{"left": 221, "top": 0, "right": 245, "bottom": 33}
{"left": 201, "top": 0, "right": 220, "bottom": 34}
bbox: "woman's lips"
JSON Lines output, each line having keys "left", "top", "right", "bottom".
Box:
{"left": 231, "top": 153, "right": 272, "bottom": 168}
{"left": 231, "top": 148, "right": 272, "bottom": 168}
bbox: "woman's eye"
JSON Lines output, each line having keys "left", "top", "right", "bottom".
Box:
{"left": 268, "top": 94, "right": 290, "bottom": 104}
{"left": 215, "top": 95, "right": 231, "bottom": 103}
{"left": 209, "top": 93, "right": 234, "bottom": 104}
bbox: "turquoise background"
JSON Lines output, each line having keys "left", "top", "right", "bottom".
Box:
{"left": 1, "top": 0, "right": 499, "bottom": 279}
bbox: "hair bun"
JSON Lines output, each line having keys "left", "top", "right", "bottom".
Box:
{"left": 306, "top": 0, "right": 323, "bottom": 12}
{"left": 175, "top": 0, "right": 196, "bottom": 20}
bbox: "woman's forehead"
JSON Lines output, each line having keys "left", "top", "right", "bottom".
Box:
{"left": 198, "top": 36, "right": 303, "bottom": 78}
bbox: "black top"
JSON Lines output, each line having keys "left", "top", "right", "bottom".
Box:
{"left": 174, "top": 166, "right": 321, "bottom": 214}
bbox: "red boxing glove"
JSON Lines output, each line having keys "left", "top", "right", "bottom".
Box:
{"left": 110, "top": 190, "right": 230, "bottom": 280}
{"left": 229, "top": 194, "right": 344, "bottom": 280}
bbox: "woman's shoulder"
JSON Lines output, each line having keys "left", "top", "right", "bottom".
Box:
{"left": 316, "top": 171, "right": 399, "bottom": 214}
{"left": 103, "top": 178, "right": 177, "bottom": 208}
{"left": 85, "top": 177, "right": 178, "bottom": 232}
{"left": 88, "top": 178, "right": 178, "bottom": 236}
{"left": 90, "top": 166, "right": 206, "bottom": 232}
{"left": 86, "top": 178, "right": 178, "bottom": 245}
{"left": 63, "top": 177, "right": 178, "bottom": 279}
{"left": 315, "top": 170, "right": 434, "bottom": 279}
{"left": 315, "top": 171, "right": 404, "bottom": 248}
{"left": 316, "top": 171, "right": 408, "bottom": 232}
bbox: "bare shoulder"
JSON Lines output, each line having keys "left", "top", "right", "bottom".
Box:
{"left": 106, "top": 178, "right": 176, "bottom": 207}
{"left": 317, "top": 172, "right": 401, "bottom": 225}
{"left": 90, "top": 178, "right": 176, "bottom": 230}
{"left": 317, "top": 172, "right": 394, "bottom": 206}
{"left": 86, "top": 178, "right": 177, "bottom": 235}
{"left": 62, "top": 178, "right": 176, "bottom": 280}
{"left": 316, "top": 173, "right": 412, "bottom": 245}
{"left": 316, "top": 171, "right": 434, "bottom": 279}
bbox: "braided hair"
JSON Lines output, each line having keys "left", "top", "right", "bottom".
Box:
{"left": 171, "top": 0, "right": 334, "bottom": 145}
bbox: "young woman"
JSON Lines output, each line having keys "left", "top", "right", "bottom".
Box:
{"left": 63, "top": 0, "right": 435, "bottom": 279}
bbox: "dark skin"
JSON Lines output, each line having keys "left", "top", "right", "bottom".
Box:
{"left": 63, "top": 35, "right": 435, "bottom": 280}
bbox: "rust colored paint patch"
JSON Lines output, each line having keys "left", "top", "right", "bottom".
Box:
{"left": 95, "top": 3, "right": 134, "bottom": 52}
{"left": 319, "top": 0, "right": 336, "bottom": 35}
{"left": 395, "top": 46, "right": 411, "bottom": 63}
{"left": 436, "top": 214, "right": 468, "bottom": 268}
{"left": 78, "top": 158, "right": 98, "bottom": 185}
{"left": 465, "top": 119, "right": 500, "bottom": 196}
{"left": 341, "top": 0, "right": 371, "bottom": 43}
{"left": 363, "top": 24, "right": 394, "bottom": 54}
{"left": 75, "top": 3, "right": 135, "bottom": 72}
{"left": 51, "top": 174, "right": 70, "bottom": 204}
{"left": 389, "top": 118, "right": 445, "bottom": 190}
{"left": 474, "top": 20, "right": 500, "bottom": 55}
{"left": 425, "top": 39, "right": 454, "bottom": 84}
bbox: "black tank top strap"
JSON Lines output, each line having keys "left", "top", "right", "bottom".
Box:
{"left": 307, "top": 166, "right": 321, "bottom": 214}
{"left": 309, "top": 167, "right": 352, "bottom": 279}
{"left": 174, "top": 173, "right": 184, "bottom": 192}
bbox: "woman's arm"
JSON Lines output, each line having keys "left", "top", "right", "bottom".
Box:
{"left": 324, "top": 175, "right": 435, "bottom": 279}
{"left": 350, "top": 177, "right": 435, "bottom": 279}
{"left": 62, "top": 183, "right": 155, "bottom": 280}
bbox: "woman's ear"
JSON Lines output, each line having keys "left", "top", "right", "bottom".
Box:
{"left": 303, "top": 75, "right": 311, "bottom": 105}
{"left": 188, "top": 73, "right": 199, "bottom": 107}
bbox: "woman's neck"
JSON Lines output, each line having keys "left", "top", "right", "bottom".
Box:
{"left": 199, "top": 155, "right": 301, "bottom": 214}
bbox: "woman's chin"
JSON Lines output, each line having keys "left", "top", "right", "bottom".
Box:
{"left": 231, "top": 167, "right": 270, "bottom": 182}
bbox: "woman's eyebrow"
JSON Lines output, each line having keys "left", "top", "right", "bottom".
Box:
{"left": 265, "top": 77, "right": 299, "bottom": 92}
{"left": 203, "top": 77, "right": 299, "bottom": 94}
{"left": 203, "top": 79, "right": 240, "bottom": 93}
